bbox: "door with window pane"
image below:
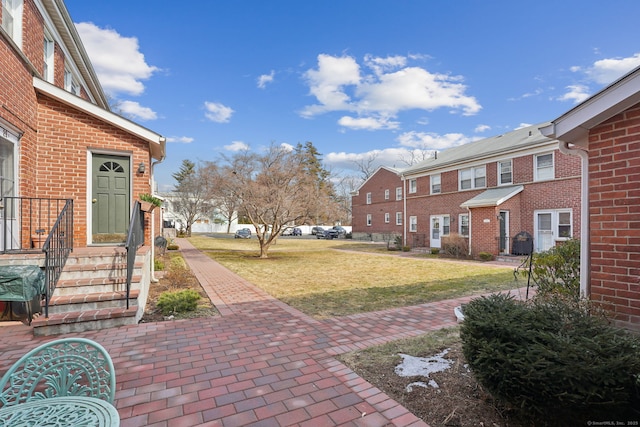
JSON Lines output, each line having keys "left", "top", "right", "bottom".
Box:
{"left": 430, "top": 215, "right": 449, "bottom": 249}
{"left": 536, "top": 213, "right": 553, "bottom": 252}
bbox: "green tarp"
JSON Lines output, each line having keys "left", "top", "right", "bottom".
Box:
{"left": 0, "top": 265, "right": 45, "bottom": 301}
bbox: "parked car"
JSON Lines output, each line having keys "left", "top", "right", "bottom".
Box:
{"left": 311, "top": 226, "right": 325, "bottom": 235}
{"left": 234, "top": 228, "right": 252, "bottom": 239}
{"left": 317, "top": 229, "right": 339, "bottom": 239}
{"left": 331, "top": 226, "right": 347, "bottom": 236}
{"left": 281, "top": 227, "right": 302, "bottom": 236}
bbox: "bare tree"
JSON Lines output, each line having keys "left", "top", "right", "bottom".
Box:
{"left": 202, "top": 162, "right": 240, "bottom": 233}
{"left": 353, "top": 151, "right": 379, "bottom": 181}
{"left": 227, "top": 143, "right": 339, "bottom": 258}
{"left": 397, "top": 149, "right": 434, "bottom": 167}
{"left": 171, "top": 159, "right": 214, "bottom": 236}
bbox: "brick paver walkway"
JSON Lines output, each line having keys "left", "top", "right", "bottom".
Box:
{"left": 0, "top": 239, "right": 526, "bottom": 426}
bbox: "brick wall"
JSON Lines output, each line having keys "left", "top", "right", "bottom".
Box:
{"left": 1, "top": 3, "right": 156, "bottom": 249}
{"left": 36, "top": 95, "right": 153, "bottom": 246}
{"left": 352, "top": 168, "right": 404, "bottom": 237}
{"left": 588, "top": 103, "right": 640, "bottom": 331}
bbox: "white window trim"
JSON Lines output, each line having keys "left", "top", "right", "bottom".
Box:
{"left": 384, "top": 189, "right": 389, "bottom": 200}
{"left": 366, "top": 192, "right": 371, "bottom": 204}
{"left": 2, "top": 0, "right": 23, "bottom": 47}
{"left": 459, "top": 166, "right": 486, "bottom": 191}
{"left": 396, "top": 212, "right": 402, "bottom": 225}
{"left": 534, "top": 209, "right": 573, "bottom": 251}
{"left": 431, "top": 174, "right": 441, "bottom": 195}
{"left": 395, "top": 187, "right": 402, "bottom": 201}
{"left": 408, "top": 179, "right": 417, "bottom": 194}
{"left": 366, "top": 214, "right": 372, "bottom": 226}
{"left": 409, "top": 216, "right": 417, "bottom": 232}
{"left": 498, "top": 159, "right": 513, "bottom": 186}
{"left": 384, "top": 213, "right": 390, "bottom": 223}
{"left": 459, "top": 214, "right": 469, "bottom": 237}
{"left": 44, "top": 30, "right": 55, "bottom": 83}
{"left": 534, "top": 152, "right": 554, "bottom": 182}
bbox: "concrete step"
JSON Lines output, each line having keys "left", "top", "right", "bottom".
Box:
{"left": 46, "top": 290, "right": 139, "bottom": 315}
{"left": 54, "top": 275, "right": 143, "bottom": 295}
{"left": 58, "top": 261, "right": 143, "bottom": 280}
{"left": 31, "top": 306, "right": 138, "bottom": 336}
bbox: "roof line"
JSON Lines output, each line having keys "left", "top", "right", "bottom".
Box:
{"left": 33, "top": 77, "right": 166, "bottom": 160}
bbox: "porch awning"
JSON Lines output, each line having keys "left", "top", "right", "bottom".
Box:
{"left": 460, "top": 185, "right": 523, "bottom": 209}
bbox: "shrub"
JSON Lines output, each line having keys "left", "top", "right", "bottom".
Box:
{"left": 460, "top": 294, "right": 640, "bottom": 424}
{"left": 478, "top": 251, "right": 493, "bottom": 261}
{"left": 167, "top": 244, "right": 179, "bottom": 250}
{"left": 441, "top": 233, "right": 469, "bottom": 258}
{"left": 529, "top": 239, "right": 580, "bottom": 301}
{"left": 156, "top": 289, "right": 200, "bottom": 315}
{"left": 163, "top": 256, "right": 197, "bottom": 288}
{"left": 430, "top": 248, "right": 439, "bottom": 255}
{"left": 154, "top": 258, "right": 165, "bottom": 270}
{"left": 401, "top": 245, "right": 411, "bottom": 252}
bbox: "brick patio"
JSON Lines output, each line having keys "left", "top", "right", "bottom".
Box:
{"left": 0, "top": 238, "right": 525, "bottom": 426}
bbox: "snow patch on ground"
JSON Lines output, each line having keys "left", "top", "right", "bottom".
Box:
{"left": 395, "top": 349, "right": 453, "bottom": 392}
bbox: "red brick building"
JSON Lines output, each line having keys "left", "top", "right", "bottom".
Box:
{"left": 1, "top": 0, "right": 165, "bottom": 331}
{"left": 1, "top": 0, "right": 165, "bottom": 247}
{"left": 351, "top": 167, "right": 404, "bottom": 242}
{"left": 352, "top": 124, "right": 582, "bottom": 257}
{"left": 541, "top": 66, "right": 640, "bottom": 332}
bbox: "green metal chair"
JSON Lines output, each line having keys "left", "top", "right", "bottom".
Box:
{"left": 0, "top": 338, "right": 116, "bottom": 406}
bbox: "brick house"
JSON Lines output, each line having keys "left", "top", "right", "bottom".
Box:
{"left": 351, "top": 166, "right": 405, "bottom": 242}
{"left": 352, "top": 124, "right": 582, "bottom": 258}
{"left": 0, "top": 0, "right": 165, "bottom": 334}
{"left": 541, "top": 66, "right": 640, "bottom": 332}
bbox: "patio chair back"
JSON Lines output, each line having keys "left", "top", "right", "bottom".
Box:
{"left": 0, "top": 337, "right": 116, "bottom": 406}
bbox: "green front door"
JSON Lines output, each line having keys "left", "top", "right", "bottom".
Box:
{"left": 92, "top": 154, "right": 130, "bottom": 243}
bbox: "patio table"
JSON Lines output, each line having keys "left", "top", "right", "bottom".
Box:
{"left": 0, "top": 396, "right": 119, "bottom": 426}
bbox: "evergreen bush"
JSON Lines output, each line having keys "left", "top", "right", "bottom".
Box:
{"left": 460, "top": 294, "right": 640, "bottom": 424}
{"left": 156, "top": 289, "right": 200, "bottom": 315}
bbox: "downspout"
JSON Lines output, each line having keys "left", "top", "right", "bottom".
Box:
{"left": 466, "top": 207, "right": 472, "bottom": 257}
{"left": 401, "top": 174, "right": 407, "bottom": 247}
{"left": 558, "top": 141, "right": 590, "bottom": 298}
{"left": 150, "top": 139, "right": 167, "bottom": 283}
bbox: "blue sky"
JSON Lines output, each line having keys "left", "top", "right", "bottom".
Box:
{"left": 64, "top": 0, "right": 640, "bottom": 191}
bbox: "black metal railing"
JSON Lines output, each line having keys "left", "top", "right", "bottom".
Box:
{"left": 42, "top": 200, "right": 74, "bottom": 317}
{"left": 125, "top": 201, "right": 144, "bottom": 309}
{"left": 0, "top": 197, "right": 71, "bottom": 253}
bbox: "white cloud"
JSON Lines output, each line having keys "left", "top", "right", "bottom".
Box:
{"left": 301, "top": 54, "right": 361, "bottom": 117}
{"left": 557, "top": 84, "right": 591, "bottom": 104}
{"left": 204, "top": 102, "right": 234, "bottom": 123}
{"left": 75, "top": 22, "right": 158, "bottom": 96}
{"left": 583, "top": 53, "right": 640, "bottom": 85}
{"left": 363, "top": 54, "right": 407, "bottom": 76}
{"left": 166, "top": 136, "right": 194, "bottom": 144}
{"left": 118, "top": 100, "right": 157, "bottom": 120}
{"left": 300, "top": 54, "right": 480, "bottom": 126}
{"left": 338, "top": 115, "right": 400, "bottom": 131}
{"left": 396, "top": 131, "right": 474, "bottom": 150}
{"left": 280, "top": 143, "right": 295, "bottom": 151}
{"left": 257, "top": 70, "right": 275, "bottom": 89}
{"left": 474, "top": 124, "right": 491, "bottom": 133}
{"left": 224, "top": 141, "right": 249, "bottom": 152}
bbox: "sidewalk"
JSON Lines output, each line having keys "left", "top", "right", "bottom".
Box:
{"left": 0, "top": 239, "right": 524, "bottom": 426}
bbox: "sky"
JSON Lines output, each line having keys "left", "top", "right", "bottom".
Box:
{"left": 63, "top": 0, "right": 640, "bottom": 191}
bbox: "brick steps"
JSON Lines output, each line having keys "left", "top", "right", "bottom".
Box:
{"left": 30, "top": 246, "right": 150, "bottom": 336}
{"left": 46, "top": 290, "right": 140, "bottom": 314}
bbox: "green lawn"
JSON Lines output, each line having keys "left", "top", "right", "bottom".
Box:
{"left": 188, "top": 235, "right": 520, "bottom": 317}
